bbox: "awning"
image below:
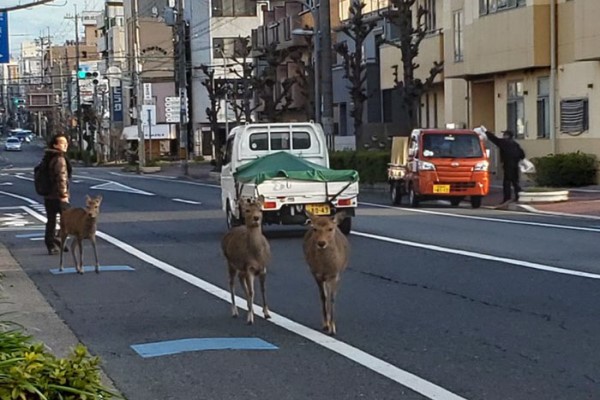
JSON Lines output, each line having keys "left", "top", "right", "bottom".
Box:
{"left": 121, "top": 124, "right": 176, "bottom": 141}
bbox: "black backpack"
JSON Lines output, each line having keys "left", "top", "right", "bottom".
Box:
{"left": 34, "top": 157, "right": 53, "bottom": 196}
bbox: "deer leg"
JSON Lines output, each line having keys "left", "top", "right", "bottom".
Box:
{"left": 59, "top": 233, "right": 67, "bottom": 271}
{"left": 327, "top": 278, "right": 340, "bottom": 336}
{"left": 259, "top": 271, "right": 270, "bottom": 319}
{"left": 70, "top": 238, "right": 78, "bottom": 271}
{"left": 238, "top": 273, "right": 250, "bottom": 322}
{"left": 228, "top": 265, "right": 238, "bottom": 318}
{"left": 91, "top": 236, "right": 100, "bottom": 273}
{"left": 245, "top": 272, "right": 255, "bottom": 325}
{"left": 315, "top": 278, "right": 328, "bottom": 332}
{"left": 77, "top": 238, "right": 84, "bottom": 274}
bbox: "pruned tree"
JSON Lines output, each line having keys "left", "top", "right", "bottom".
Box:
{"left": 199, "top": 64, "right": 228, "bottom": 169}
{"left": 381, "top": 0, "right": 444, "bottom": 134}
{"left": 254, "top": 42, "right": 298, "bottom": 122}
{"left": 228, "top": 36, "right": 256, "bottom": 123}
{"left": 335, "top": 0, "right": 377, "bottom": 138}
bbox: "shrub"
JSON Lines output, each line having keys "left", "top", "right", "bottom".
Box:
{"left": 330, "top": 150, "right": 389, "bottom": 184}
{"left": 0, "top": 328, "right": 119, "bottom": 399}
{"left": 531, "top": 152, "right": 597, "bottom": 187}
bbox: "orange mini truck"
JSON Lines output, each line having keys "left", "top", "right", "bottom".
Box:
{"left": 388, "top": 128, "right": 490, "bottom": 208}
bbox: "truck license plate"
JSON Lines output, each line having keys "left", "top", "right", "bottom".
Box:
{"left": 305, "top": 204, "right": 331, "bottom": 215}
{"left": 433, "top": 184, "right": 450, "bottom": 194}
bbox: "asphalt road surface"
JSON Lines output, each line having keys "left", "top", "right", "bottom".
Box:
{"left": 1, "top": 139, "right": 599, "bottom": 400}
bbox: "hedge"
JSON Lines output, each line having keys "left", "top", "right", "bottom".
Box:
{"left": 330, "top": 150, "right": 389, "bottom": 184}
{"left": 531, "top": 152, "right": 597, "bottom": 187}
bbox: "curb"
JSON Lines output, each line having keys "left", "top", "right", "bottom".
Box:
{"left": 0, "top": 244, "right": 122, "bottom": 397}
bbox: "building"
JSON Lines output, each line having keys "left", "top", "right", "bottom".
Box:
{"left": 188, "top": 0, "right": 266, "bottom": 158}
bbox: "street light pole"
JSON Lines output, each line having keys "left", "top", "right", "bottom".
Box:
{"left": 319, "top": 0, "right": 334, "bottom": 150}
{"left": 216, "top": 47, "right": 229, "bottom": 137}
{"left": 132, "top": 0, "right": 145, "bottom": 171}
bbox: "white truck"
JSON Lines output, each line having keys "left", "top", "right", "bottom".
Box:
{"left": 220, "top": 122, "right": 359, "bottom": 235}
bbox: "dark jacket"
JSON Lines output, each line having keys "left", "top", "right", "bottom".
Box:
{"left": 42, "top": 149, "right": 72, "bottom": 200}
{"left": 484, "top": 131, "right": 525, "bottom": 169}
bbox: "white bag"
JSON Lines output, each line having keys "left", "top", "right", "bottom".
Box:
{"left": 473, "top": 126, "right": 488, "bottom": 140}
{"left": 519, "top": 158, "right": 536, "bottom": 174}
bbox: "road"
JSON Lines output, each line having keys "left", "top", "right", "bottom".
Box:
{"left": 1, "top": 138, "right": 599, "bottom": 400}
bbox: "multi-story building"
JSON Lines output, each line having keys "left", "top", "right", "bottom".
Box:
{"left": 444, "top": 0, "right": 600, "bottom": 162}
{"left": 19, "top": 40, "right": 43, "bottom": 86}
{"left": 122, "top": 0, "right": 177, "bottom": 158}
{"left": 0, "top": 61, "right": 20, "bottom": 131}
{"left": 188, "top": 0, "right": 266, "bottom": 158}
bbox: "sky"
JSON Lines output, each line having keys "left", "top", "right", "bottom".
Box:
{"left": 7, "top": 0, "right": 104, "bottom": 59}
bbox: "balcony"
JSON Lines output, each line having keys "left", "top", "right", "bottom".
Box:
{"left": 445, "top": 4, "right": 550, "bottom": 79}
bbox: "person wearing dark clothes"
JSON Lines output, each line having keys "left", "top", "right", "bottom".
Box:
{"left": 483, "top": 129, "right": 525, "bottom": 204}
{"left": 42, "top": 133, "right": 72, "bottom": 255}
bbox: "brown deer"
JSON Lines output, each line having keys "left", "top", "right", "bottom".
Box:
{"left": 221, "top": 195, "right": 271, "bottom": 324}
{"left": 303, "top": 212, "right": 350, "bottom": 335}
{"left": 59, "top": 195, "right": 103, "bottom": 274}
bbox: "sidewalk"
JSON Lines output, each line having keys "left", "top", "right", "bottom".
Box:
{"left": 156, "top": 161, "right": 600, "bottom": 219}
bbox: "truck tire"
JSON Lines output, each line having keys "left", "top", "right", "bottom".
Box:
{"left": 470, "top": 196, "right": 482, "bottom": 209}
{"left": 390, "top": 182, "right": 402, "bottom": 205}
{"left": 450, "top": 197, "right": 463, "bottom": 207}
{"left": 338, "top": 217, "right": 352, "bottom": 235}
{"left": 226, "top": 204, "right": 241, "bottom": 229}
{"left": 408, "top": 185, "right": 420, "bottom": 207}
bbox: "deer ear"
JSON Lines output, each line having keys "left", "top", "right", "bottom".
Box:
{"left": 86, "top": 194, "right": 92, "bottom": 203}
{"left": 96, "top": 195, "right": 103, "bottom": 203}
{"left": 304, "top": 210, "right": 315, "bottom": 224}
{"left": 256, "top": 195, "right": 265, "bottom": 206}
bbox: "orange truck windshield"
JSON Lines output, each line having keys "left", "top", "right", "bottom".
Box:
{"left": 422, "top": 134, "right": 483, "bottom": 159}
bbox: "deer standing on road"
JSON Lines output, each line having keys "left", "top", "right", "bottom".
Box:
{"left": 303, "top": 212, "right": 350, "bottom": 336}
{"left": 221, "top": 196, "right": 271, "bottom": 324}
{"left": 59, "top": 195, "right": 103, "bottom": 274}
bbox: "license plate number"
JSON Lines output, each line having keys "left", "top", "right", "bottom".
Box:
{"left": 305, "top": 204, "right": 331, "bottom": 215}
{"left": 433, "top": 184, "right": 450, "bottom": 194}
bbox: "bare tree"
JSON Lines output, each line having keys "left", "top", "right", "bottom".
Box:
{"left": 381, "top": 0, "right": 444, "bottom": 134}
{"left": 199, "top": 64, "right": 227, "bottom": 169}
{"left": 334, "top": 0, "right": 377, "bottom": 138}
{"left": 229, "top": 36, "right": 256, "bottom": 123}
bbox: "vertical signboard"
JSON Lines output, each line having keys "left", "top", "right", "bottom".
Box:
{"left": 111, "top": 85, "right": 123, "bottom": 122}
{"left": 0, "top": 12, "right": 9, "bottom": 64}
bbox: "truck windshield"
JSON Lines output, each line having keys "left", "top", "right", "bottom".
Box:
{"left": 422, "top": 134, "right": 483, "bottom": 158}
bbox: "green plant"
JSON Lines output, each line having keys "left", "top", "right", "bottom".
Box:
{"left": 0, "top": 328, "right": 119, "bottom": 399}
{"left": 531, "top": 152, "right": 597, "bottom": 187}
{"left": 330, "top": 150, "right": 389, "bottom": 184}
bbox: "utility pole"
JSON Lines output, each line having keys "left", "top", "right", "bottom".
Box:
{"left": 132, "top": 0, "right": 145, "bottom": 171}
{"left": 176, "top": 0, "right": 188, "bottom": 175}
{"left": 319, "top": 0, "right": 334, "bottom": 150}
{"left": 74, "top": 5, "right": 83, "bottom": 152}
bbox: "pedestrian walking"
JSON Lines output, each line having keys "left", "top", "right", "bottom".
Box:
{"left": 40, "top": 133, "right": 72, "bottom": 255}
{"left": 482, "top": 128, "right": 525, "bottom": 204}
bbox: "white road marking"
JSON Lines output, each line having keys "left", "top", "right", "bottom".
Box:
{"left": 360, "top": 202, "right": 600, "bottom": 233}
{"left": 90, "top": 182, "right": 155, "bottom": 196}
{"left": 108, "top": 171, "right": 220, "bottom": 188}
{"left": 14, "top": 174, "right": 33, "bottom": 182}
{"left": 20, "top": 204, "right": 467, "bottom": 400}
{"left": 0, "top": 190, "right": 38, "bottom": 205}
{"left": 172, "top": 198, "right": 202, "bottom": 205}
{"left": 352, "top": 230, "right": 600, "bottom": 280}
{"left": 0, "top": 182, "right": 13, "bottom": 186}
{"left": 109, "top": 171, "right": 177, "bottom": 180}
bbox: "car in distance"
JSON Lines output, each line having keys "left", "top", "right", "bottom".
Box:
{"left": 4, "top": 137, "right": 22, "bottom": 151}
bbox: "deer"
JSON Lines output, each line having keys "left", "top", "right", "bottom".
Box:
{"left": 59, "top": 195, "right": 103, "bottom": 275}
{"left": 303, "top": 211, "right": 350, "bottom": 336}
{"left": 221, "top": 195, "right": 271, "bottom": 325}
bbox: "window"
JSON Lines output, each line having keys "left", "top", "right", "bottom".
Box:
{"left": 560, "top": 98, "right": 589, "bottom": 134}
{"left": 423, "top": 0, "right": 437, "bottom": 32}
{"left": 284, "top": 17, "right": 292, "bottom": 41}
{"left": 213, "top": 38, "right": 245, "bottom": 58}
{"left": 270, "top": 132, "right": 290, "bottom": 150}
{"left": 292, "top": 132, "right": 311, "bottom": 149}
{"left": 537, "top": 77, "right": 550, "bottom": 139}
{"left": 249, "top": 133, "right": 268, "bottom": 151}
{"left": 480, "top": 0, "right": 526, "bottom": 16}
{"left": 453, "top": 10, "right": 464, "bottom": 62}
{"left": 422, "top": 134, "right": 483, "bottom": 158}
{"left": 382, "top": 89, "right": 393, "bottom": 123}
{"left": 212, "top": 0, "right": 256, "bottom": 17}
{"left": 507, "top": 80, "right": 525, "bottom": 139}
{"left": 223, "top": 137, "right": 234, "bottom": 164}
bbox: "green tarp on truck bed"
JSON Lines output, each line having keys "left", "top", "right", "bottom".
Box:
{"left": 234, "top": 151, "right": 359, "bottom": 185}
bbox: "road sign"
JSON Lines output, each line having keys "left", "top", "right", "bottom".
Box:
{"left": 141, "top": 105, "right": 156, "bottom": 126}
{"left": 165, "top": 96, "right": 180, "bottom": 123}
{"left": 0, "top": 12, "right": 9, "bottom": 64}
{"left": 143, "top": 83, "right": 153, "bottom": 102}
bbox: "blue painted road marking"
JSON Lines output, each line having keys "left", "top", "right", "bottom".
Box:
{"left": 50, "top": 265, "right": 135, "bottom": 275}
{"left": 16, "top": 232, "right": 44, "bottom": 238}
{"left": 131, "top": 338, "right": 278, "bottom": 358}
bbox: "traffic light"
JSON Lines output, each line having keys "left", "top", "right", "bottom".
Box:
{"left": 77, "top": 69, "right": 86, "bottom": 79}
{"left": 86, "top": 71, "right": 100, "bottom": 85}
